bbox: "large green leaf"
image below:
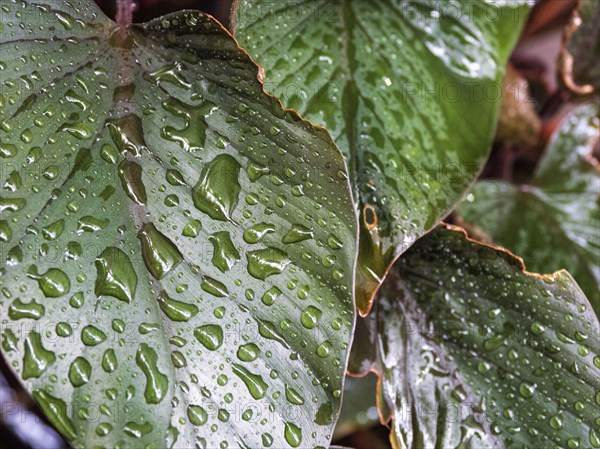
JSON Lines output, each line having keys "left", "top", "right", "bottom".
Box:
{"left": 350, "top": 225, "right": 599, "bottom": 448}
{"left": 0, "top": 1, "right": 358, "bottom": 447}
{"left": 458, "top": 104, "right": 600, "bottom": 315}
{"left": 234, "top": 0, "right": 531, "bottom": 314}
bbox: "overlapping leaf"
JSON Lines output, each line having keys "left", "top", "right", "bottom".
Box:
{"left": 0, "top": 1, "right": 358, "bottom": 447}
{"left": 458, "top": 104, "right": 600, "bottom": 315}
{"left": 234, "top": 0, "right": 532, "bottom": 314}
{"left": 350, "top": 225, "right": 600, "bottom": 448}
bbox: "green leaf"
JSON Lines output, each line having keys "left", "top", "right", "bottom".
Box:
{"left": 560, "top": 0, "right": 600, "bottom": 94}
{"left": 458, "top": 104, "right": 600, "bottom": 315}
{"left": 0, "top": 2, "right": 358, "bottom": 447}
{"left": 234, "top": 0, "right": 532, "bottom": 314}
{"left": 350, "top": 225, "right": 599, "bottom": 448}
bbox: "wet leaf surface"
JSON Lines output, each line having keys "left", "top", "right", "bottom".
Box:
{"left": 350, "top": 225, "right": 599, "bottom": 448}
{"left": 234, "top": 0, "right": 532, "bottom": 314}
{"left": 0, "top": 1, "right": 358, "bottom": 447}
{"left": 458, "top": 104, "right": 600, "bottom": 315}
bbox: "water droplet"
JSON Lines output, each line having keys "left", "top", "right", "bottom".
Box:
{"left": 182, "top": 219, "right": 202, "bottom": 237}
{"left": 316, "top": 340, "right": 332, "bottom": 358}
{"left": 257, "top": 319, "right": 289, "bottom": 348}
{"left": 549, "top": 414, "right": 563, "bottom": 429}
{"left": 27, "top": 266, "right": 70, "bottom": 298}
{"left": 107, "top": 114, "right": 147, "bottom": 156}
{"left": 69, "top": 357, "right": 92, "bottom": 387}
{"left": 261, "top": 286, "right": 282, "bottom": 306}
{"left": 77, "top": 216, "right": 109, "bottom": 234}
{"left": 209, "top": 231, "right": 240, "bottom": 272}
{"left": 232, "top": 363, "right": 268, "bottom": 399}
{"left": 282, "top": 224, "right": 313, "bottom": 244}
{"left": 188, "top": 405, "right": 208, "bottom": 426}
{"left": 246, "top": 248, "right": 290, "bottom": 280}
{"left": 8, "top": 298, "right": 45, "bottom": 320}
{"left": 243, "top": 223, "right": 275, "bottom": 244}
{"left": 124, "top": 421, "right": 153, "bottom": 438}
{"left": 247, "top": 162, "right": 269, "bottom": 182}
{"left": 518, "top": 382, "right": 536, "bottom": 398}
{"left": 201, "top": 276, "right": 229, "bottom": 297}
{"left": 192, "top": 154, "right": 241, "bottom": 221}
{"left": 136, "top": 343, "right": 168, "bottom": 404}
{"left": 23, "top": 332, "right": 55, "bottom": 379}
{"left": 102, "top": 349, "right": 118, "bottom": 372}
{"left": 194, "top": 324, "right": 223, "bottom": 350}
{"left": 42, "top": 219, "right": 65, "bottom": 240}
{"left": 118, "top": 160, "right": 147, "bottom": 205}
{"left": 158, "top": 291, "right": 198, "bottom": 322}
{"left": 138, "top": 223, "right": 183, "bottom": 279}
{"left": 237, "top": 343, "right": 260, "bottom": 362}
{"left": 95, "top": 247, "right": 138, "bottom": 303}
{"left": 284, "top": 422, "right": 302, "bottom": 447}
{"left": 81, "top": 325, "right": 107, "bottom": 346}
{"left": 285, "top": 385, "right": 305, "bottom": 405}
{"left": 300, "top": 306, "right": 322, "bottom": 329}
{"left": 32, "top": 390, "right": 76, "bottom": 441}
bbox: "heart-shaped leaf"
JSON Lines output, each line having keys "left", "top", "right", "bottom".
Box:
{"left": 458, "top": 104, "right": 600, "bottom": 315}
{"left": 350, "top": 225, "right": 599, "bottom": 448}
{"left": 234, "top": 0, "right": 532, "bottom": 314}
{"left": 0, "top": 1, "right": 358, "bottom": 447}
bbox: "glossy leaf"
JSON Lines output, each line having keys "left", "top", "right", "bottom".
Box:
{"left": 458, "top": 104, "right": 600, "bottom": 315}
{"left": 0, "top": 2, "right": 358, "bottom": 447}
{"left": 350, "top": 225, "right": 599, "bottom": 448}
{"left": 234, "top": 0, "right": 532, "bottom": 314}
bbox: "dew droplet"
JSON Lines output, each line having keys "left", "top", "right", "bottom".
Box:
{"left": 192, "top": 154, "right": 241, "bottom": 221}
{"left": 232, "top": 363, "right": 268, "bottom": 399}
{"left": 194, "top": 324, "right": 223, "bottom": 350}
{"left": 138, "top": 223, "right": 183, "bottom": 279}
{"left": 246, "top": 248, "right": 290, "bottom": 280}
{"left": 136, "top": 343, "right": 168, "bottom": 404}
{"left": 23, "top": 332, "right": 55, "bottom": 379}
{"left": 95, "top": 247, "right": 137, "bottom": 303}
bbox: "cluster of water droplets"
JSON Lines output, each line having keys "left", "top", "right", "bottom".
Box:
{"left": 0, "top": 3, "right": 357, "bottom": 448}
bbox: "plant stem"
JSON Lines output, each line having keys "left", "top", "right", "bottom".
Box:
{"left": 116, "top": 0, "right": 133, "bottom": 25}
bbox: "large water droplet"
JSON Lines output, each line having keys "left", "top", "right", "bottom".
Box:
{"left": 95, "top": 247, "right": 138, "bottom": 303}
{"left": 192, "top": 154, "right": 241, "bottom": 221}
{"left": 81, "top": 325, "right": 107, "bottom": 346}
{"left": 188, "top": 405, "right": 208, "bottom": 426}
{"left": 194, "top": 324, "right": 223, "bottom": 350}
{"left": 32, "top": 390, "right": 76, "bottom": 441}
{"left": 138, "top": 223, "right": 183, "bottom": 279}
{"left": 158, "top": 291, "right": 198, "bottom": 322}
{"left": 118, "top": 160, "right": 147, "bottom": 205}
{"left": 8, "top": 298, "right": 45, "bottom": 320}
{"left": 27, "top": 266, "right": 70, "bottom": 298}
{"left": 284, "top": 422, "right": 302, "bottom": 447}
{"left": 282, "top": 224, "right": 313, "bottom": 244}
{"left": 136, "top": 343, "right": 168, "bottom": 404}
{"left": 209, "top": 231, "right": 240, "bottom": 272}
{"left": 69, "top": 357, "right": 92, "bottom": 387}
{"left": 285, "top": 385, "right": 305, "bottom": 405}
{"left": 237, "top": 343, "right": 260, "bottom": 362}
{"left": 246, "top": 248, "right": 290, "bottom": 280}
{"left": 300, "top": 306, "right": 322, "bottom": 329}
{"left": 243, "top": 223, "right": 275, "bottom": 244}
{"left": 232, "top": 363, "right": 268, "bottom": 399}
{"left": 22, "top": 332, "right": 55, "bottom": 379}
